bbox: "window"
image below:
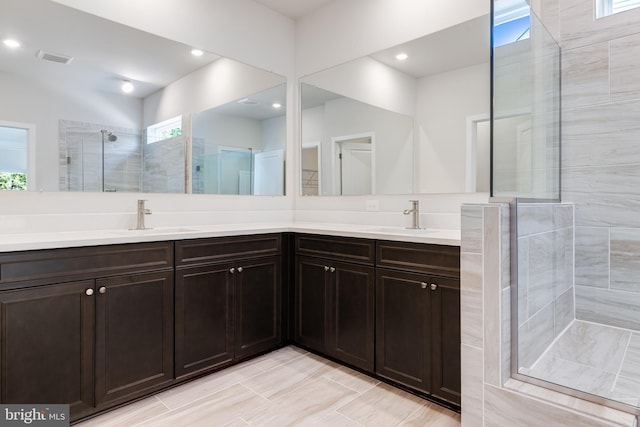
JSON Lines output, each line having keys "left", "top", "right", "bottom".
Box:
{"left": 493, "top": 0, "right": 530, "bottom": 48}
{"left": 0, "top": 124, "right": 30, "bottom": 190}
{"left": 596, "top": 0, "right": 640, "bottom": 18}
{"left": 146, "top": 115, "right": 182, "bottom": 144}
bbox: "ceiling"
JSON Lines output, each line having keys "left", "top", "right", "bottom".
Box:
{"left": 252, "top": 0, "right": 335, "bottom": 19}
{"left": 371, "top": 15, "right": 490, "bottom": 79}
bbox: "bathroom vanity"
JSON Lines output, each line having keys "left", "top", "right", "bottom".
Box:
{"left": 0, "top": 227, "right": 460, "bottom": 422}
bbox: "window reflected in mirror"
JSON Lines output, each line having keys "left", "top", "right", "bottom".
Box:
{"left": 0, "top": 124, "right": 29, "bottom": 190}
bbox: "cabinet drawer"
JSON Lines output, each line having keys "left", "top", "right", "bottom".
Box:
{"left": 176, "top": 234, "right": 281, "bottom": 267}
{"left": 0, "top": 242, "right": 173, "bottom": 286}
{"left": 376, "top": 240, "right": 459, "bottom": 278}
{"left": 295, "top": 234, "right": 374, "bottom": 265}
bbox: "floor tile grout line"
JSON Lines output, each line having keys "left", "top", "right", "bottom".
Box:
{"left": 612, "top": 333, "right": 634, "bottom": 393}
{"left": 156, "top": 381, "right": 256, "bottom": 413}
{"left": 397, "top": 401, "right": 429, "bottom": 426}
{"left": 320, "top": 372, "right": 378, "bottom": 396}
{"left": 153, "top": 394, "right": 171, "bottom": 411}
{"left": 77, "top": 346, "right": 461, "bottom": 427}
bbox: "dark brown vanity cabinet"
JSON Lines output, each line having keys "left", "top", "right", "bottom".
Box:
{"left": 175, "top": 234, "right": 282, "bottom": 379}
{"left": 0, "top": 280, "right": 95, "bottom": 417}
{"left": 0, "top": 242, "right": 175, "bottom": 421}
{"left": 295, "top": 234, "right": 375, "bottom": 372}
{"left": 375, "top": 240, "right": 461, "bottom": 405}
{"left": 94, "top": 271, "right": 174, "bottom": 408}
{"left": 0, "top": 231, "right": 462, "bottom": 422}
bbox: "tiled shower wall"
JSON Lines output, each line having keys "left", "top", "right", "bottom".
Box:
{"left": 517, "top": 203, "right": 574, "bottom": 370}
{"left": 559, "top": 0, "right": 640, "bottom": 331}
{"left": 461, "top": 203, "right": 636, "bottom": 427}
{"left": 59, "top": 120, "right": 142, "bottom": 192}
{"left": 142, "top": 135, "right": 186, "bottom": 193}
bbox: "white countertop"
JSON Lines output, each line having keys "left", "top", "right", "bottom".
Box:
{"left": 0, "top": 222, "right": 461, "bottom": 252}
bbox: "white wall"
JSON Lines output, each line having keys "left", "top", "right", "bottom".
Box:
{"left": 262, "top": 115, "right": 287, "bottom": 152}
{"left": 193, "top": 113, "right": 262, "bottom": 155}
{"left": 143, "top": 58, "right": 285, "bottom": 127}
{"left": 192, "top": 111, "right": 286, "bottom": 155}
{"left": 417, "top": 62, "right": 490, "bottom": 193}
{"left": 301, "top": 56, "right": 417, "bottom": 117}
{"left": 314, "top": 97, "right": 413, "bottom": 195}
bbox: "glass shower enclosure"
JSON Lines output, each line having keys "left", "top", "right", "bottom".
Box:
{"left": 493, "top": 0, "right": 640, "bottom": 415}
{"left": 60, "top": 121, "right": 143, "bottom": 192}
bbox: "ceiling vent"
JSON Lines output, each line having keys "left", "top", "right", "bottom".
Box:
{"left": 238, "top": 98, "right": 258, "bottom": 105}
{"left": 36, "top": 49, "right": 74, "bottom": 65}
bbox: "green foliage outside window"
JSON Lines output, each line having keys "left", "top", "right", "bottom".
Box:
{"left": 160, "top": 127, "right": 181, "bottom": 139}
{"left": 0, "top": 172, "right": 27, "bottom": 190}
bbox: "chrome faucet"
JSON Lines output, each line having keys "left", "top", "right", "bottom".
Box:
{"left": 133, "top": 199, "right": 152, "bottom": 230}
{"left": 403, "top": 200, "right": 422, "bottom": 230}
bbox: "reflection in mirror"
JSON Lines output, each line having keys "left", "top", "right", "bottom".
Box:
{"left": 0, "top": 122, "right": 33, "bottom": 190}
{"left": 301, "top": 142, "right": 320, "bottom": 196}
{"left": 300, "top": 15, "right": 490, "bottom": 196}
{"left": 0, "top": 0, "right": 286, "bottom": 195}
{"left": 192, "top": 84, "right": 286, "bottom": 196}
{"left": 492, "top": 0, "right": 559, "bottom": 199}
{"left": 301, "top": 84, "right": 413, "bottom": 195}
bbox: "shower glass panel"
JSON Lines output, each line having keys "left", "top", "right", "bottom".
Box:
{"left": 198, "top": 148, "right": 253, "bottom": 195}
{"left": 60, "top": 121, "right": 143, "bottom": 192}
{"left": 492, "top": 0, "right": 560, "bottom": 200}
{"left": 494, "top": 0, "right": 640, "bottom": 414}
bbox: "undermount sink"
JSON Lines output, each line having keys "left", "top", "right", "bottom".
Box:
{"left": 108, "top": 227, "right": 199, "bottom": 235}
{"left": 366, "top": 227, "right": 443, "bottom": 235}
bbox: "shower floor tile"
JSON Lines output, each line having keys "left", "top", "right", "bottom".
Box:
{"left": 528, "top": 320, "right": 640, "bottom": 407}
{"left": 620, "top": 333, "right": 640, "bottom": 378}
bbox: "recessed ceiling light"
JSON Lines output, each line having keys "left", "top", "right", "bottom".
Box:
{"left": 395, "top": 53, "right": 408, "bottom": 61}
{"left": 191, "top": 49, "right": 204, "bottom": 57}
{"left": 3, "top": 39, "right": 20, "bottom": 49}
{"left": 272, "top": 103, "right": 282, "bottom": 109}
{"left": 121, "top": 80, "right": 134, "bottom": 94}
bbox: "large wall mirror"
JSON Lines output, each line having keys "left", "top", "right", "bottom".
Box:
{"left": 0, "top": 0, "right": 286, "bottom": 195}
{"left": 300, "top": 15, "right": 490, "bottom": 196}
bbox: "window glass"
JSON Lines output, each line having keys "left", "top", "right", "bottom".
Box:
{"left": 146, "top": 115, "right": 182, "bottom": 144}
{"left": 0, "top": 126, "right": 28, "bottom": 190}
{"left": 596, "top": 0, "right": 640, "bottom": 18}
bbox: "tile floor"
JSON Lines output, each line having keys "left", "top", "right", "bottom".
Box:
{"left": 76, "top": 346, "right": 461, "bottom": 427}
{"left": 527, "top": 320, "right": 640, "bottom": 407}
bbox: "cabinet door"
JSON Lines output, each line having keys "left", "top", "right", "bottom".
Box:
{"left": 95, "top": 271, "right": 174, "bottom": 407}
{"left": 175, "top": 263, "right": 234, "bottom": 378}
{"left": 0, "top": 281, "right": 94, "bottom": 420}
{"left": 376, "top": 269, "right": 431, "bottom": 393}
{"left": 328, "top": 261, "right": 375, "bottom": 372}
{"left": 431, "top": 276, "right": 461, "bottom": 404}
{"left": 234, "top": 256, "right": 281, "bottom": 359}
{"left": 294, "top": 256, "right": 328, "bottom": 352}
